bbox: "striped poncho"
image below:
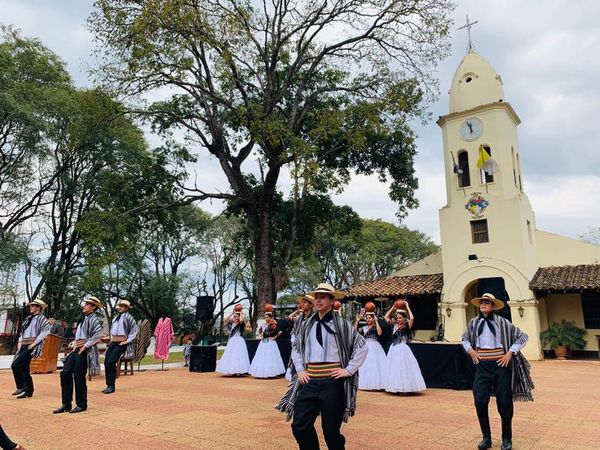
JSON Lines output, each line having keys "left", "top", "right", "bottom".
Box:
{"left": 18, "top": 314, "right": 51, "bottom": 358}
{"left": 462, "top": 314, "right": 534, "bottom": 402}
{"left": 276, "top": 311, "right": 366, "bottom": 423}
{"left": 76, "top": 313, "right": 104, "bottom": 377}
{"left": 153, "top": 317, "right": 174, "bottom": 360}
{"left": 111, "top": 311, "right": 139, "bottom": 359}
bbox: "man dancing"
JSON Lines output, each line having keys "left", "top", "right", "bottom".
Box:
{"left": 285, "top": 294, "right": 315, "bottom": 381}
{"left": 11, "top": 299, "right": 51, "bottom": 399}
{"left": 53, "top": 296, "right": 103, "bottom": 414}
{"left": 462, "top": 293, "right": 534, "bottom": 450}
{"left": 102, "top": 299, "right": 139, "bottom": 394}
{"left": 277, "top": 283, "right": 368, "bottom": 450}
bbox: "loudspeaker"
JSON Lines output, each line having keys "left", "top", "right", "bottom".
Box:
{"left": 195, "top": 295, "right": 215, "bottom": 321}
{"left": 189, "top": 345, "right": 217, "bottom": 372}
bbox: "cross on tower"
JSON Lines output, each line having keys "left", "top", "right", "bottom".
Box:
{"left": 458, "top": 14, "right": 479, "bottom": 53}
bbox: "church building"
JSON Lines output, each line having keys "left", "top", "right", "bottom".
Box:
{"left": 346, "top": 48, "right": 600, "bottom": 361}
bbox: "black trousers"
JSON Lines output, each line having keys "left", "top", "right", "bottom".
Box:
{"left": 60, "top": 349, "right": 88, "bottom": 408}
{"left": 292, "top": 378, "right": 346, "bottom": 450}
{"left": 473, "top": 359, "right": 513, "bottom": 440}
{"left": 0, "top": 424, "right": 16, "bottom": 450}
{"left": 104, "top": 343, "right": 127, "bottom": 387}
{"left": 11, "top": 347, "right": 34, "bottom": 394}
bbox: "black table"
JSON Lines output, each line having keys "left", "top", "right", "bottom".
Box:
{"left": 244, "top": 339, "right": 473, "bottom": 390}
{"left": 245, "top": 339, "right": 291, "bottom": 366}
{"left": 407, "top": 342, "right": 474, "bottom": 390}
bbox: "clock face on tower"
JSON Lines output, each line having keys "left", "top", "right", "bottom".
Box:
{"left": 460, "top": 118, "right": 483, "bottom": 141}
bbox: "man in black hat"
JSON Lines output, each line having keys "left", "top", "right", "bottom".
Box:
{"left": 277, "top": 283, "right": 368, "bottom": 450}
{"left": 462, "top": 293, "right": 533, "bottom": 450}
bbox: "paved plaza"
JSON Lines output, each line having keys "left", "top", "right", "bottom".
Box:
{"left": 1, "top": 360, "right": 599, "bottom": 449}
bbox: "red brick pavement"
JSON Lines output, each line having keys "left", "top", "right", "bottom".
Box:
{"left": 1, "top": 360, "right": 599, "bottom": 449}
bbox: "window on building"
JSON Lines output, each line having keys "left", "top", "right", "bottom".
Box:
{"left": 480, "top": 145, "right": 494, "bottom": 184}
{"left": 527, "top": 220, "right": 533, "bottom": 244}
{"left": 516, "top": 153, "right": 523, "bottom": 190}
{"left": 457, "top": 150, "right": 471, "bottom": 188}
{"left": 471, "top": 219, "right": 489, "bottom": 244}
{"left": 582, "top": 293, "right": 600, "bottom": 329}
{"left": 511, "top": 146, "right": 518, "bottom": 187}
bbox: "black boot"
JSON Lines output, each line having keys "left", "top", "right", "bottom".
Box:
{"left": 478, "top": 436, "right": 492, "bottom": 450}
{"left": 476, "top": 410, "right": 492, "bottom": 449}
{"left": 103, "top": 386, "right": 115, "bottom": 394}
{"left": 501, "top": 418, "right": 512, "bottom": 450}
{"left": 12, "top": 388, "right": 25, "bottom": 396}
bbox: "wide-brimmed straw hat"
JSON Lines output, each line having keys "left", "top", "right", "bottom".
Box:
{"left": 471, "top": 293, "right": 505, "bottom": 310}
{"left": 117, "top": 299, "right": 131, "bottom": 309}
{"left": 309, "top": 283, "right": 345, "bottom": 300}
{"left": 28, "top": 299, "right": 48, "bottom": 309}
{"left": 297, "top": 294, "right": 315, "bottom": 305}
{"left": 83, "top": 296, "right": 103, "bottom": 310}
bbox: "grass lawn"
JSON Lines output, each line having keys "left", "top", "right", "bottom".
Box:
{"left": 137, "top": 349, "right": 224, "bottom": 365}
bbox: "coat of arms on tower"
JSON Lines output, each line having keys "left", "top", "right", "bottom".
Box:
{"left": 465, "top": 192, "right": 489, "bottom": 218}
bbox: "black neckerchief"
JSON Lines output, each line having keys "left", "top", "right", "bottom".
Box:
{"left": 113, "top": 313, "right": 122, "bottom": 322}
{"left": 477, "top": 312, "right": 496, "bottom": 337}
{"left": 315, "top": 310, "right": 336, "bottom": 347}
{"left": 21, "top": 314, "right": 36, "bottom": 333}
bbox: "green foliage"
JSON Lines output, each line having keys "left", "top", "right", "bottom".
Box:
{"left": 0, "top": 230, "right": 27, "bottom": 271}
{"left": 287, "top": 216, "right": 439, "bottom": 291}
{"left": 90, "top": 0, "right": 454, "bottom": 304}
{"left": 0, "top": 26, "right": 73, "bottom": 232}
{"left": 540, "top": 320, "right": 587, "bottom": 350}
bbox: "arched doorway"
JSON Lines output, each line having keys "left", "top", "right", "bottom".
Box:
{"left": 465, "top": 277, "right": 512, "bottom": 322}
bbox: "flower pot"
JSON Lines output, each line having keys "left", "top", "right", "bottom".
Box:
{"left": 554, "top": 345, "right": 568, "bottom": 360}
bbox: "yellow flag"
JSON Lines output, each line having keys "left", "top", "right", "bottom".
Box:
{"left": 476, "top": 144, "right": 491, "bottom": 169}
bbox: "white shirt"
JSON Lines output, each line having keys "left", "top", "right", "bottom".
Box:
{"left": 21, "top": 315, "right": 39, "bottom": 339}
{"left": 462, "top": 318, "right": 525, "bottom": 354}
{"left": 292, "top": 315, "right": 368, "bottom": 375}
{"left": 110, "top": 314, "right": 127, "bottom": 336}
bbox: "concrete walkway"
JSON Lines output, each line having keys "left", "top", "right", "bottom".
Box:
{"left": 0, "top": 360, "right": 599, "bottom": 449}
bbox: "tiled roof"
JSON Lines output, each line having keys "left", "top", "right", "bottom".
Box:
{"left": 530, "top": 264, "right": 600, "bottom": 291}
{"left": 346, "top": 273, "right": 444, "bottom": 298}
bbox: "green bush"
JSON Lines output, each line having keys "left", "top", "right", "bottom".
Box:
{"left": 540, "top": 319, "right": 586, "bottom": 350}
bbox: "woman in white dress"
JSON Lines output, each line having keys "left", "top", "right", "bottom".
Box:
{"left": 355, "top": 311, "right": 386, "bottom": 390}
{"left": 249, "top": 312, "right": 285, "bottom": 378}
{"left": 383, "top": 303, "right": 426, "bottom": 394}
{"left": 216, "top": 311, "right": 251, "bottom": 375}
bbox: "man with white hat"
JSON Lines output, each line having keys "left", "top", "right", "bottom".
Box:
{"left": 102, "top": 299, "right": 139, "bottom": 394}
{"left": 462, "top": 293, "right": 534, "bottom": 450}
{"left": 53, "top": 296, "right": 104, "bottom": 414}
{"left": 11, "top": 298, "right": 51, "bottom": 399}
{"left": 277, "top": 283, "right": 368, "bottom": 450}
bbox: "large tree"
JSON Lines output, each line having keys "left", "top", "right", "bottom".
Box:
{"left": 90, "top": 0, "right": 453, "bottom": 306}
{"left": 0, "top": 26, "right": 72, "bottom": 236}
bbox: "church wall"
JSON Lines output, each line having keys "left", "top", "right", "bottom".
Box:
{"left": 393, "top": 251, "right": 443, "bottom": 277}
{"left": 536, "top": 231, "right": 600, "bottom": 267}
{"left": 544, "top": 293, "right": 599, "bottom": 352}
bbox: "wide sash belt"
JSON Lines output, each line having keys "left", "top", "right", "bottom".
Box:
{"left": 477, "top": 347, "right": 505, "bottom": 361}
{"left": 110, "top": 335, "right": 126, "bottom": 343}
{"left": 306, "top": 362, "right": 341, "bottom": 379}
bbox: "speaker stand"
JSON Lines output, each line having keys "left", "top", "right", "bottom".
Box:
{"left": 156, "top": 359, "right": 169, "bottom": 371}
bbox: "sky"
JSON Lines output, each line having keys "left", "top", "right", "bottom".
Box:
{"left": 2, "top": 0, "right": 599, "bottom": 243}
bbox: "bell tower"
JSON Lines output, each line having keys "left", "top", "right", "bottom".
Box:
{"left": 437, "top": 45, "right": 543, "bottom": 359}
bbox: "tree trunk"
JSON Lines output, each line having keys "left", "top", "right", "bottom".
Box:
{"left": 253, "top": 215, "right": 276, "bottom": 311}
